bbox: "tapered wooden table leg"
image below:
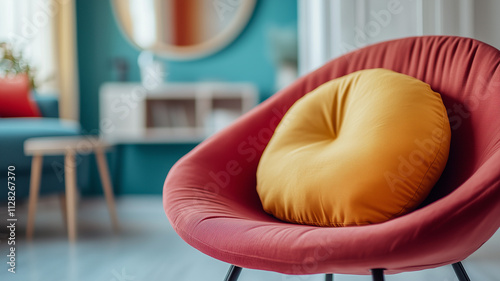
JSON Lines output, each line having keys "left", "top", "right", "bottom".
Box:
{"left": 26, "top": 154, "right": 43, "bottom": 241}
{"left": 25, "top": 136, "right": 118, "bottom": 242}
{"left": 59, "top": 193, "right": 68, "bottom": 227}
{"left": 65, "top": 151, "right": 78, "bottom": 242}
{"left": 95, "top": 148, "right": 119, "bottom": 232}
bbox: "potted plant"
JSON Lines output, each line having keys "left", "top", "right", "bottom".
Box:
{"left": 0, "top": 42, "right": 37, "bottom": 89}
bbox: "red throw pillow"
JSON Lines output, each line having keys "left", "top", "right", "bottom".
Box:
{"left": 0, "top": 75, "right": 41, "bottom": 117}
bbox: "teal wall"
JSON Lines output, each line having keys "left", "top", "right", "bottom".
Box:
{"left": 76, "top": 0, "right": 298, "bottom": 194}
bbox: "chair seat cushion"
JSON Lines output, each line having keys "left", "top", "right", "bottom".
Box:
{"left": 257, "top": 69, "right": 451, "bottom": 227}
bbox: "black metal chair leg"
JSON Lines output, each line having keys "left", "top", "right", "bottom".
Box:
{"left": 224, "top": 265, "right": 242, "bottom": 281}
{"left": 452, "top": 262, "right": 471, "bottom": 281}
{"left": 371, "top": 268, "right": 385, "bottom": 281}
{"left": 221, "top": 263, "right": 468, "bottom": 281}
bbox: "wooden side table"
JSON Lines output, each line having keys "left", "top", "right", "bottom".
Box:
{"left": 24, "top": 136, "right": 119, "bottom": 242}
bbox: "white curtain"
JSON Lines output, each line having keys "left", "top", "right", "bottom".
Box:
{"left": 298, "top": 0, "right": 474, "bottom": 76}
{"left": 0, "top": 0, "right": 79, "bottom": 120}
{"left": 0, "top": 0, "right": 57, "bottom": 92}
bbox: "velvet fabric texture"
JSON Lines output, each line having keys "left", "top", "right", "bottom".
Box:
{"left": 257, "top": 69, "right": 451, "bottom": 227}
{"left": 163, "top": 36, "right": 500, "bottom": 275}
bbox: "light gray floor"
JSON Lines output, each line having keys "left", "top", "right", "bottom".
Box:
{"left": 0, "top": 196, "right": 499, "bottom": 281}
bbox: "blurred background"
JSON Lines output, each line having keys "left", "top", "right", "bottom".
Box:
{"left": 0, "top": 0, "right": 499, "bottom": 280}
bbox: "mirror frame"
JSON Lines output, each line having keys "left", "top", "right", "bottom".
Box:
{"left": 111, "top": 0, "right": 257, "bottom": 60}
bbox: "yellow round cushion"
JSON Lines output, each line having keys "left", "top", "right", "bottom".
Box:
{"left": 256, "top": 69, "right": 451, "bottom": 227}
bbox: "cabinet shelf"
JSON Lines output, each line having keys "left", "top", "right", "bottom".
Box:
{"left": 99, "top": 82, "right": 258, "bottom": 144}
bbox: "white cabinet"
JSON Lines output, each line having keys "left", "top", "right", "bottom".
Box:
{"left": 99, "top": 82, "right": 258, "bottom": 143}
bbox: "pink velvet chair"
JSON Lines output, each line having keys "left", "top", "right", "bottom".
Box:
{"left": 163, "top": 36, "right": 500, "bottom": 281}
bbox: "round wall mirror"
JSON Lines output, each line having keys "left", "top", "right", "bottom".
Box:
{"left": 112, "top": 0, "right": 256, "bottom": 60}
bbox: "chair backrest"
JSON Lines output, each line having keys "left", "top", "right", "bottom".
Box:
{"left": 291, "top": 36, "right": 500, "bottom": 203}
{"left": 166, "top": 36, "right": 500, "bottom": 211}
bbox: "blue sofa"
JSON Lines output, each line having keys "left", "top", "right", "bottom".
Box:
{"left": 0, "top": 96, "right": 89, "bottom": 202}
